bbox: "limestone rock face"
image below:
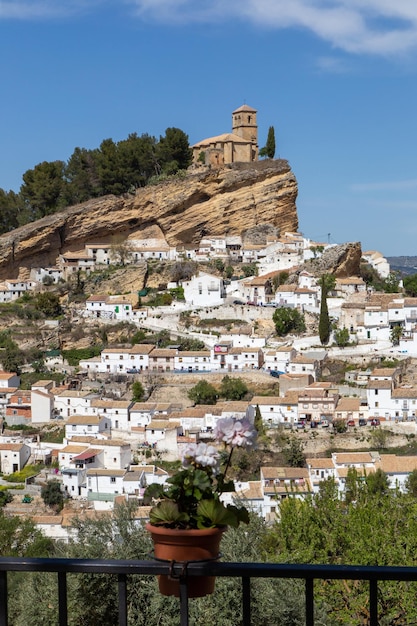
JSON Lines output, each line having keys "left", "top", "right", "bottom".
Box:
{"left": 303, "top": 242, "right": 363, "bottom": 278}
{"left": 0, "top": 159, "right": 298, "bottom": 279}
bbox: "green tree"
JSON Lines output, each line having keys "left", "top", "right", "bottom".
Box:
{"left": 95, "top": 138, "right": 124, "bottom": 195}
{"left": 35, "top": 292, "right": 62, "bottom": 317}
{"left": 20, "top": 160, "right": 66, "bottom": 219}
{"left": 187, "top": 379, "right": 217, "bottom": 405}
{"left": 225, "top": 265, "right": 234, "bottom": 279}
{"left": 390, "top": 324, "right": 403, "bottom": 345}
{"left": 0, "top": 510, "right": 53, "bottom": 556}
{"left": 131, "top": 381, "right": 145, "bottom": 402}
{"left": 219, "top": 375, "right": 248, "bottom": 400}
{"left": 318, "top": 274, "right": 335, "bottom": 345}
{"left": 365, "top": 468, "right": 390, "bottom": 496}
{"left": 0, "top": 338, "right": 25, "bottom": 374}
{"left": 259, "top": 126, "right": 276, "bottom": 159}
{"left": 41, "top": 479, "right": 64, "bottom": 512}
{"left": 0, "top": 490, "right": 12, "bottom": 507}
{"left": 118, "top": 132, "right": 159, "bottom": 189}
{"left": 403, "top": 273, "right": 417, "bottom": 297}
{"left": 157, "top": 127, "right": 192, "bottom": 174}
{"left": 254, "top": 404, "right": 265, "bottom": 437}
{"left": 241, "top": 263, "right": 258, "bottom": 277}
{"left": 332, "top": 417, "right": 347, "bottom": 433}
{"left": 369, "top": 426, "right": 388, "bottom": 450}
{"left": 334, "top": 326, "right": 350, "bottom": 347}
{"left": 272, "top": 307, "right": 306, "bottom": 336}
{"left": 282, "top": 436, "right": 305, "bottom": 467}
{"left": 64, "top": 146, "right": 100, "bottom": 204}
{"left": 0, "top": 188, "right": 23, "bottom": 233}
{"left": 405, "top": 469, "right": 417, "bottom": 496}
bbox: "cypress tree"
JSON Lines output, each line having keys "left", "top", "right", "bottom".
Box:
{"left": 259, "top": 126, "right": 276, "bottom": 159}
{"left": 319, "top": 275, "right": 332, "bottom": 345}
{"left": 265, "top": 126, "right": 276, "bottom": 158}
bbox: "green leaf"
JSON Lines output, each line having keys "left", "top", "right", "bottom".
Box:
{"left": 196, "top": 499, "right": 231, "bottom": 527}
{"left": 148, "top": 500, "right": 189, "bottom": 526}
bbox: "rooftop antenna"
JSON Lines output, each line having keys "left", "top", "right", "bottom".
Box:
{"left": 327, "top": 233, "right": 331, "bottom": 244}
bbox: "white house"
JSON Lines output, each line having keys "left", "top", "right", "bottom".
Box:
{"left": 0, "top": 372, "right": 20, "bottom": 388}
{"left": 260, "top": 466, "right": 313, "bottom": 512}
{"left": 85, "top": 468, "right": 127, "bottom": 508}
{"left": 174, "top": 350, "right": 211, "bottom": 373}
{"left": 366, "top": 380, "right": 393, "bottom": 420}
{"left": 390, "top": 387, "right": 417, "bottom": 421}
{"left": 0, "top": 443, "right": 31, "bottom": 473}
{"left": 287, "top": 354, "right": 322, "bottom": 381}
{"left": 145, "top": 419, "right": 182, "bottom": 458}
{"left": 90, "top": 399, "right": 133, "bottom": 431}
{"left": 263, "top": 346, "right": 296, "bottom": 374}
{"left": 379, "top": 455, "right": 417, "bottom": 492}
{"left": 0, "top": 279, "right": 36, "bottom": 302}
{"left": 93, "top": 439, "right": 132, "bottom": 469}
{"left": 219, "top": 331, "right": 266, "bottom": 349}
{"left": 31, "top": 388, "right": 54, "bottom": 423}
{"left": 65, "top": 415, "right": 111, "bottom": 440}
{"left": 181, "top": 272, "right": 226, "bottom": 307}
{"left": 307, "top": 458, "right": 338, "bottom": 494}
{"left": 30, "top": 266, "right": 64, "bottom": 284}
{"left": 362, "top": 250, "right": 390, "bottom": 279}
{"left": 275, "top": 285, "right": 319, "bottom": 310}
{"left": 59, "top": 250, "right": 95, "bottom": 278}
{"left": 249, "top": 395, "right": 294, "bottom": 427}
{"left": 80, "top": 344, "right": 155, "bottom": 374}
{"left": 53, "top": 390, "right": 100, "bottom": 419}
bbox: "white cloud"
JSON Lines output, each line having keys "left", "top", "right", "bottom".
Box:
{"left": 128, "top": 0, "right": 417, "bottom": 56}
{"left": 4, "top": 0, "right": 417, "bottom": 57}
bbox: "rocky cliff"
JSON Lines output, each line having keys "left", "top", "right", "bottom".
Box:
{"left": 0, "top": 159, "right": 298, "bottom": 279}
{"left": 302, "top": 242, "right": 363, "bottom": 278}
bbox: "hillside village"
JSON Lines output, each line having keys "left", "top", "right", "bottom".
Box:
{"left": 2, "top": 105, "right": 417, "bottom": 543}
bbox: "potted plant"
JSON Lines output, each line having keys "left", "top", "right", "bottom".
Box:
{"left": 145, "top": 416, "right": 257, "bottom": 597}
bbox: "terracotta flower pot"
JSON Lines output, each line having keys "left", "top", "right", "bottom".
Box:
{"left": 146, "top": 523, "right": 226, "bottom": 597}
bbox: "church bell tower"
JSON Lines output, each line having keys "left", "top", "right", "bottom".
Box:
{"left": 232, "top": 104, "right": 258, "bottom": 145}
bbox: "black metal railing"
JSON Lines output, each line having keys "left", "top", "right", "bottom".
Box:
{"left": 2, "top": 557, "right": 417, "bottom": 626}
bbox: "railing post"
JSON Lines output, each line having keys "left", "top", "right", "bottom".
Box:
{"left": 305, "top": 577, "right": 314, "bottom": 626}
{"left": 57, "top": 571, "right": 68, "bottom": 626}
{"left": 369, "top": 579, "right": 378, "bottom": 626}
{"left": 242, "top": 576, "right": 251, "bottom": 626}
{"left": 118, "top": 574, "right": 128, "bottom": 626}
{"left": 0, "top": 571, "right": 7, "bottom": 626}
{"left": 179, "top": 576, "right": 189, "bottom": 626}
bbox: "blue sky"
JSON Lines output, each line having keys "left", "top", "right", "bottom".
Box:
{"left": 1, "top": 1, "right": 417, "bottom": 257}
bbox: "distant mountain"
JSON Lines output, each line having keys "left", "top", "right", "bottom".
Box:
{"left": 387, "top": 256, "right": 417, "bottom": 276}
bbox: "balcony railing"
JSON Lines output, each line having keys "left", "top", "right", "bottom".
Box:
{"left": 1, "top": 556, "right": 417, "bottom": 626}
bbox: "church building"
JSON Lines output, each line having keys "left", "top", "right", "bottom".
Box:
{"left": 192, "top": 104, "right": 259, "bottom": 167}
